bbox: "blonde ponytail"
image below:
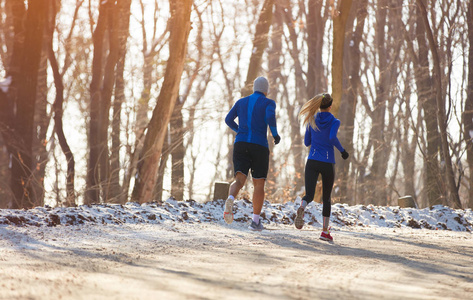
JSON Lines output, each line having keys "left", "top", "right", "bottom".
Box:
{"left": 298, "top": 94, "right": 324, "bottom": 130}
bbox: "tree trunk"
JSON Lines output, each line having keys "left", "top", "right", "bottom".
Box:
{"left": 466, "top": 0, "right": 473, "bottom": 209}
{"left": 407, "top": 4, "right": 445, "bottom": 207}
{"left": 109, "top": 0, "right": 132, "bottom": 203}
{"left": 241, "top": 0, "right": 274, "bottom": 97}
{"left": 170, "top": 98, "right": 185, "bottom": 201}
{"left": 0, "top": 1, "right": 47, "bottom": 208}
{"left": 416, "top": 0, "right": 462, "bottom": 208}
{"left": 32, "top": 22, "right": 49, "bottom": 207}
{"left": 47, "top": 0, "right": 76, "bottom": 206}
{"left": 331, "top": 0, "right": 353, "bottom": 116}
{"left": 338, "top": 0, "right": 368, "bottom": 204}
{"left": 131, "top": 0, "right": 192, "bottom": 203}
{"left": 154, "top": 129, "right": 170, "bottom": 202}
{"left": 98, "top": 2, "right": 121, "bottom": 202}
{"left": 369, "top": 0, "right": 390, "bottom": 206}
{"left": 266, "top": 2, "right": 284, "bottom": 198}
{"left": 121, "top": 45, "right": 154, "bottom": 203}
{"left": 307, "top": 0, "right": 327, "bottom": 97}
{"left": 86, "top": 2, "right": 109, "bottom": 204}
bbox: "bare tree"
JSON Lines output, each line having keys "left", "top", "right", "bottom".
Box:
{"left": 132, "top": 0, "right": 193, "bottom": 203}
{"left": 241, "top": 0, "right": 274, "bottom": 97}
{"left": 121, "top": 0, "right": 170, "bottom": 203}
{"left": 0, "top": 0, "right": 47, "bottom": 208}
{"left": 338, "top": 0, "right": 368, "bottom": 204}
{"left": 86, "top": 0, "right": 130, "bottom": 204}
{"left": 47, "top": 0, "right": 76, "bottom": 206}
{"left": 109, "top": 0, "right": 132, "bottom": 203}
{"left": 331, "top": 0, "right": 353, "bottom": 116}
{"left": 416, "top": 0, "right": 462, "bottom": 208}
{"left": 466, "top": 0, "right": 473, "bottom": 209}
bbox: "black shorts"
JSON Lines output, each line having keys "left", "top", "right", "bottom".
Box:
{"left": 233, "top": 142, "right": 269, "bottom": 179}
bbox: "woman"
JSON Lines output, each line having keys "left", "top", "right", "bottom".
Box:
{"left": 296, "top": 93, "right": 349, "bottom": 241}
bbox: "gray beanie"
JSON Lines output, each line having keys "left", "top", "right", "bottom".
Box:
{"left": 253, "top": 76, "right": 269, "bottom": 94}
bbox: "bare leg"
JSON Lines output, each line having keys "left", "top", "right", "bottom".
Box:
{"left": 229, "top": 172, "right": 247, "bottom": 198}
{"left": 224, "top": 172, "right": 247, "bottom": 224}
{"left": 252, "top": 178, "right": 265, "bottom": 215}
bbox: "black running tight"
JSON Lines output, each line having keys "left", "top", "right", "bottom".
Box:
{"left": 302, "top": 159, "right": 335, "bottom": 217}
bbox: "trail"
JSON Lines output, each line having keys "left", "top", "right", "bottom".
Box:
{"left": 0, "top": 222, "right": 472, "bottom": 299}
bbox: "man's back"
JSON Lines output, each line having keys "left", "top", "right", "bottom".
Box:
{"left": 225, "top": 92, "right": 277, "bottom": 148}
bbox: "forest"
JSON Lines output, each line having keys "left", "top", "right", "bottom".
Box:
{"left": 0, "top": 0, "right": 471, "bottom": 210}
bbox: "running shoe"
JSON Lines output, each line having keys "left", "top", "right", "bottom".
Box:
{"left": 294, "top": 206, "right": 305, "bottom": 229}
{"left": 248, "top": 220, "right": 264, "bottom": 231}
{"left": 320, "top": 230, "right": 333, "bottom": 242}
{"left": 223, "top": 197, "right": 234, "bottom": 224}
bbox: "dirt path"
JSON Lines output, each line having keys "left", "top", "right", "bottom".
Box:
{"left": 0, "top": 223, "right": 472, "bottom": 299}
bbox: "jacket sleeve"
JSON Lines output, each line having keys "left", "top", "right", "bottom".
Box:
{"left": 225, "top": 102, "right": 239, "bottom": 133}
{"left": 304, "top": 126, "right": 311, "bottom": 147}
{"left": 329, "top": 119, "right": 345, "bottom": 152}
{"left": 265, "top": 101, "right": 279, "bottom": 137}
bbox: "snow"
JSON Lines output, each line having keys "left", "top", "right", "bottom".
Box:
{"left": 1, "top": 199, "right": 472, "bottom": 299}
{"left": 1, "top": 198, "right": 471, "bottom": 231}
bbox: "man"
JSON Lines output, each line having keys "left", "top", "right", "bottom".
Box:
{"left": 224, "top": 76, "right": 280, "bottom": 231}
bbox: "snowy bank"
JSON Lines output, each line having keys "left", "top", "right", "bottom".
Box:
{"left": 0, "top": 199, "right": 472, "bottom": 232}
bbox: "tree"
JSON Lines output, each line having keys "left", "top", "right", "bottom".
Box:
{"left": 241, "top": 0, "right": 274, "bottom": 97}
{"left": 416, "top": 0, "right": 462, "bottom": 208}
{"left": 122, "top": 0, "right": 170, "bottom": 203}
{"left": 466, "top": 0, "right": 473, "bottom": 209}
{"left": 86, "top": 0, "right": 131, "bottom": 204}
{"left": 132, "top": 0, "right": 193, "bottom": 203}
{"left": 338, "top": 0, "right": 368, "bottom": 204}
{"left": 331, "top": 0, "right": 353, "bottom": 116}
{"left": 47, "top": 0, "right": 76, "bottom": 206}
{"left": 0, "top": 0, "right": 47, "bottom": 208}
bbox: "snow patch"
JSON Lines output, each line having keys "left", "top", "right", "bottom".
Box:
{"left": 0, "top": 199, "right": 471, "bottom": 232}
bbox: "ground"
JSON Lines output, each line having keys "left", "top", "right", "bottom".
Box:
{"left": 1, "top": 221, "right": 472, "bottom": 300}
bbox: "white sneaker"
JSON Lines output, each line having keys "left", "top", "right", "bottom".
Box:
{"left": 223, "top": 197, "right": 234, "bottom": 224}
{"left": 294, "top": 206, "right": 305, "bottom": 229}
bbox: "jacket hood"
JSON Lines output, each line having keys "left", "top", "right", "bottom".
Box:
{"left": 315, "top": 112, "right": 334, "bottom": 129}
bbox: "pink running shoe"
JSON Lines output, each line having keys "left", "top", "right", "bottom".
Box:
{"left": 320, "top": 230, "right": 333, "bottom": 242}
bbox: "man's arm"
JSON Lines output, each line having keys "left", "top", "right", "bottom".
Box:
{"left": 265, "top": 101, "right": 279, "bottom": 137}
{"left": 225, "top": 102, "right": 239, "bottom": 133}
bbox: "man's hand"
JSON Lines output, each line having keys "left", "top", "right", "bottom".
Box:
{"left": 274, "top": 135, "right": 281, "bottom": 145}
{"left": 341, "top": 150, "right": 349, "bottom": 160}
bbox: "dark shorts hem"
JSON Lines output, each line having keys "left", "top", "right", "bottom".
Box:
{"left": 233, "top": 142, "right": 269, "bottom": 179}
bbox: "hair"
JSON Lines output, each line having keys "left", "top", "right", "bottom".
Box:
{"left": 298, "top": 93, "right": 333, "bottom": 130}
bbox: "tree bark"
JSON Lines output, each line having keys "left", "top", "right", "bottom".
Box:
{"left": 0, "top": 0, "right": 47, "bottom": 208}
{"left": 86, "top": 2, "right": 109, "bottom": 204}
{"left": 47, "top": 0, "right": 76, "bottom": 206}
{"left": 404, "top": 4, "right": 445, "bottom": 206}
{"left": 131, "top": 0, "right": 192, "bottom": 203}
{"left": 307, "top": 0, "right": 327, "bottom": 97}
{"left": 466, "top": 0, "right": 473, "bottom": 209}
{"left": 241, "top": 0, "right": 274, "bottom": 97}
{"left": 32, "top": 18, "right": 50, "bottom": 207}
{"left": 338, "top": 0, "right": 368, "bottom": 204}
{"left": 416, "top": 0, "right": 462, "bottom": 208}
{"left": 331, "top": 0, "right": 353, "bottom": 116}
{"left": 109, "top": 0, "right": 132, "bottom": 203}
{"left": 170, "top": 99, "right": 185, "bottom": 201}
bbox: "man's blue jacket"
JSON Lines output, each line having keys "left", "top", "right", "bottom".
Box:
{"left": 225, "top": 92, "right": 279, "bottom": 148}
